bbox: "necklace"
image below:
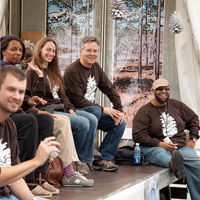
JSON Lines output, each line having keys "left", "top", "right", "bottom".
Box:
{"left": 154, "top": 100, "right": 168, "bottom": 135}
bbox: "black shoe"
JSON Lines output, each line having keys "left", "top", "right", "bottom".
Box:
{"left": 169, "top": 150, "right": 185, "bottom": 180}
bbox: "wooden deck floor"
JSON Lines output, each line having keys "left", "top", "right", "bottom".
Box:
{"left": 50, "top": 164, "right": 176, "bottom": 200}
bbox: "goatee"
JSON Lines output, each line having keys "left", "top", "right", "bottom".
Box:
{"left": 155, "top": 94, "right": 169, "bottom": 104}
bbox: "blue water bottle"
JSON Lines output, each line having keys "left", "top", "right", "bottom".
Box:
{"left": 134, "top": 143, "right": 141, "bottom": 164}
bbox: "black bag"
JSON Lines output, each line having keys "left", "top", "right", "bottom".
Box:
{"left": 115, "top": 146, "right": 148, "bottom": 166}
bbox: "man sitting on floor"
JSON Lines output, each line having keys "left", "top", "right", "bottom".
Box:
{"left": 132, "top": 78, "right": 200, "bottom": 200}
{"left": 0, "top": 65, "right": 60, "bottom": 200}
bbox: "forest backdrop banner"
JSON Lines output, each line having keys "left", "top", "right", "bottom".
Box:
{"left": 46, "top": 0, "right": 164, "bottom": 137}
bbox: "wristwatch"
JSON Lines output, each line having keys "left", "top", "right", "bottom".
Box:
{"left": 192, "top": 138, "right": 197, "bottom": 143}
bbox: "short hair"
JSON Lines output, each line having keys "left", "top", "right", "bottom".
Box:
{"left": 79, "top": 36, "right": 100, "bottom": 50}
{"left": 0, "top": 65, "right": 26, "bottom": 89}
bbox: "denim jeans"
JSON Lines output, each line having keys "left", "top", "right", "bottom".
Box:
{"left": 140, "top": 146, "right": 200, "bottom": 200}
{"left": 54, "top": 109, "right": 98, "bottom": 164}
{"left": 0, "top": 195, "right": 45, "bottom": 200}
{"left": 81, "top": 106, "right": 126, "bottom": 161}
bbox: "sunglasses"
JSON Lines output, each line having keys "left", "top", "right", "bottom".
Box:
{"left": 155, "top": 87, "right": 170, "bottom": 91}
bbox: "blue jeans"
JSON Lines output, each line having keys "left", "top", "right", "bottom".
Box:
{"left": 54, "top": 109, "right": 98, "bottom": 164}
{"left": 81, "top": 106, "right": 126, "bottom": 161}
{"left": 141, "top": 146, "right": 200, "bottom": 200}
{"left": 0, "top": 195, "right": 44, "bottom": 200}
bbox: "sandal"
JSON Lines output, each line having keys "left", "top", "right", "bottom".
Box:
{"left": 35, "top": 172, "right": 59, "bottom": 194}
{"left": 41, "top": 181, "right": 59, "bottom": 195}
{"left": 30, "top": 184, "right": 52, "bottom": 198}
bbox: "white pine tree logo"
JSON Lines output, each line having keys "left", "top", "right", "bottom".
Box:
{"left": 84, "top": 75, "right": 97, "bottom": 103}
{"left": 0, "top": 138, "right": 11, "bottom": 167}
{"left": 160, "top": 112, "right": 178, "bottom": 137}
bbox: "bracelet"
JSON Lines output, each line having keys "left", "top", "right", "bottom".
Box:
{"left": 32, "top": 198, "right": 37, "bottom": 200}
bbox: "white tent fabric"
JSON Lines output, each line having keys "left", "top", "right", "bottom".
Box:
{"left": 175, "top": 0, "right": 200, "bottom": 154}
{"left": 0, "top": 0, "right": 8, "bottom": 37}
{"left": 0, "top": 0, "right": 8, "bottom": 28}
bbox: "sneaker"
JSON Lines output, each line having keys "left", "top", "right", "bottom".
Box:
{"left": 94, "top": 150, "right": 102, "bottom": 159}
{"left": 169, "top": 150, "right": 185, "bottom": 180}
{"left": 62, "top": 172, "right": 94, "bottom": 187}
{"left": 31, "top": 185, "right": 52, "bottom": 198}
{"left": 41, "top": 181, "right": 59, "bottom": 195}
{"left": 75, "top": 161, "right": 88, "bottom": 175}
{"left": 93, "top": 159, "right": 119, "bottom": 172}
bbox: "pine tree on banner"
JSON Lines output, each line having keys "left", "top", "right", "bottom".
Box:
{"left": 110, "top": 0, "right": 127, "bottom": 20}
{"left": 169, "top": 11, "right": 183, "bottom": 34}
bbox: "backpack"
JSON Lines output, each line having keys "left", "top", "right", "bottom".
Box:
{"left": 114, "top": 146, "right": 148, "bottom": 166}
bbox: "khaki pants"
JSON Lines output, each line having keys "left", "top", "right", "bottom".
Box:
{"left": 53, "top": 114, "right": 79, "bottom": 168}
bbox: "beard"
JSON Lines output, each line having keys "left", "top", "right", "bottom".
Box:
{"left": 155, "top": 93, "right": 169, "bottom": 104}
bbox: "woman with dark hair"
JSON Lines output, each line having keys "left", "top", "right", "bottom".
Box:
{"left": 0, "top": 35, "right": 94, "bottom": 188}
{"left": 26, "top": 37, "right": 99, "bottom": 179}
{"left": 0, "top": 35, "right": 26, "bottom": 66}
{"left": 0, "top": 35, "right": 58, "bottom": 197}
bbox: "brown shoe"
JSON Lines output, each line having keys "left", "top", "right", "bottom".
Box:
{"left": 41, "top": 181, "right": 59, "bottom": 195}
{"left": 94, "top": 150, "right": 102, "bottom": 159}
{"left": 93, "top": 159, "right": 118, "bottom": 172}
{"left": 169, "top": 150, "right": 185, "bottom": 180}
{"left": 75, "top": 161, "right": 88, "bottom": 175}
{"left": 31, "top": 185, "right": 52, "bottom": 198}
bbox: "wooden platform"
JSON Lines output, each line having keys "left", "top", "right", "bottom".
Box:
{"left": 51, "top": 164, "right": 177, "bottom": 200}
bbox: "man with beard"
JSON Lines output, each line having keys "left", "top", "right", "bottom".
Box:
{"left": 132, "top": 78, "right": 200, "bottom": 200}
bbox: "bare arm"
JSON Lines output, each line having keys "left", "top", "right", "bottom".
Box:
{"left": 0, "top": 137, "right": 60, "bottom": 186}
{"left": 9, "top": 178, "right": 34, "bottom": 200}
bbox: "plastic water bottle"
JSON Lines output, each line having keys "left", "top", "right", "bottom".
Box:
{"left": 49, "top": 151, "right": 58, "bottom": 161}
{"left": 134, "top": 143, "right": 141, "bottom": 164}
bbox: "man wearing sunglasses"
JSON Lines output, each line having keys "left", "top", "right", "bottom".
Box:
{"left": 132, "top": 78, "right": 200, "bottom": 200}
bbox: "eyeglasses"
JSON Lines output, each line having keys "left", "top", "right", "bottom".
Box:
{"left": 83, "top": 49, "right": 98, "bottom": 54}
{"left": 155, "top": 87, "right": 170, "bottom": 91}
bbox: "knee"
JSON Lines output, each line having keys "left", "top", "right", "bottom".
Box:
{"left": 89, "top": 115, "right": 98, "bottom": 127}
{"left": 18, "top": 115, "right": 38, "bottom": 137}
{"left": 44, "top": 114, "right": 54, "bottom": 125}
{"left": 77, "top": 119, "right": 90, "bottom": 133}
{"left": 92, "top": 106, "right": 102, "bottom": 120}
{"left": 26, "top": 115, "right": 38, "bottom": 128}
{"left": 151, "top": 147, "right": 167, "bottom": 154}
{"left": 117, "top": 120, "right": 126, "bottom": 130}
